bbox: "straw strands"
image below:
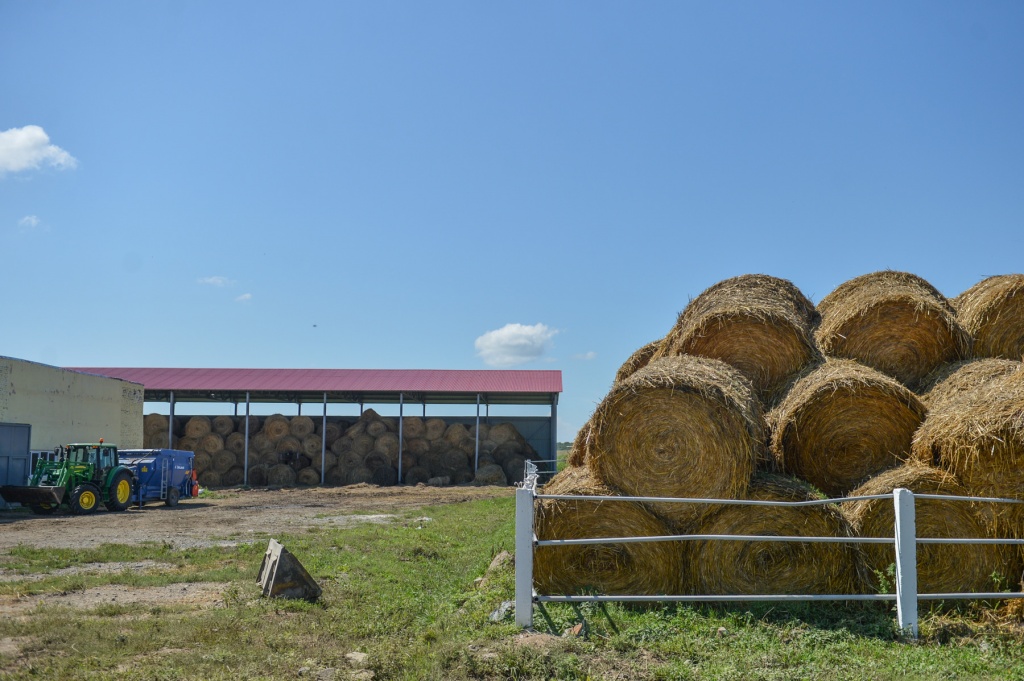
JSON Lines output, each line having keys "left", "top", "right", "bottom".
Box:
{"left": 535, "top": 467, "right": 683, "bottom": 596}
{"left": 654, "top": 274, "right": 821, "bottom": 402}
{"left": 844, "top": 462, "right": 1016, "bottom": 594}
{"left": 815, "top": 271, "right": 969, "bottom": 390}
{"left": 687, "top": 474, "right": 865, "bottom": 596}
{"left": 769, "top": 359, "right": 926, "bottom": 496}
{"left": 587, "top": 355, "right": 765, "bottom": 530}
{"left": 953, "top": 274, "right": 1024, "bottom": 360}
{"left": 919, "top": 358, "right": 1022, "bottom": 412}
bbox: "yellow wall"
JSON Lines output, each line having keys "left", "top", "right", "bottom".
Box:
{"left": 0, "top": 357, "right": 144, "bottom": 450}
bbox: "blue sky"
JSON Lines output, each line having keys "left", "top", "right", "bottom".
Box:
{"left": 2, "top": 1, "right": 1023, "bottom": 440}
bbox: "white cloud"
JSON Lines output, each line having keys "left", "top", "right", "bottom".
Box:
{"left": 475, "top": 323, "right": 558, "bottom": 367}
{"left": 18, "top": 215, "right": 41, "bottom": 231}
{"left": 0, "top": 125, "right": 77, "bottom": 176}
{"left": 572, "top": 351, "right": 598, "bottom": 361}
{"left": 235, "top": 293, "right": 252, "bottom": 302}
{"left": 198, "top": 276, "right": 235, "bottom": 286}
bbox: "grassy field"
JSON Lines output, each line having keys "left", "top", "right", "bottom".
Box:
{"left": 2, "top": 495, "right": 1024, "bottom": 680}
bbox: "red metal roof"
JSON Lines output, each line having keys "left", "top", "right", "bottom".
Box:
{"left": 66, "top": 367, "right": 562, "bottom": 395}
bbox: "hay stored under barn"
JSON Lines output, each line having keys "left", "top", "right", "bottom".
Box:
{"left": 654, "top": 274, "right": 821, "bottom": 403}
{"left": 954, "top": 274, "right": 1024, "bottom": 360}
{"left": 815, "top": 271, "right": 969, "bottom": 390}
{"left": 769, "top": 359, "right": 927, "bottom": 496}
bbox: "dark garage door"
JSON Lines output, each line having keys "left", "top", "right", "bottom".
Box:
{"left": 0, "top": 423, "right": 32, "bottom": 497}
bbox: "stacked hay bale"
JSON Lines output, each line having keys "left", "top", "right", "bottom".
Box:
{"left": 546, "top": 270, "right": 1024, "bottom": 599}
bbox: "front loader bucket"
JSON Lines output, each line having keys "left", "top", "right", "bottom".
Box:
{"left": 0, "top": 485, "right": 65, "bottom": 506}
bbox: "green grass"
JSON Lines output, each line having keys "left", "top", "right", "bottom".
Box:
{"left": 2, "top": 496, "right": 1024, "bottom": 680}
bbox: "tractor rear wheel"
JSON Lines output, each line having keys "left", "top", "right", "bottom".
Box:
{"left": 69, "top": 484, "right": 101, "bottom": 515}
{"left": 29, "top": 503, "right": 57, "bottom": 515}
{"left": 104, "top": 471, "right": 133, "bottom": 512}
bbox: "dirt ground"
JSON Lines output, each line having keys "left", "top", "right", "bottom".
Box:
{"left": 0, "top": 483, "right": 514, "bottom": 551}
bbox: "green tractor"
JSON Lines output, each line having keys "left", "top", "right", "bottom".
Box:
{"left": 0, "top": 440, "right": 134, "bottom": 515}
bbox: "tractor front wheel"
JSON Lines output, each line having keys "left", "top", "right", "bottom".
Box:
{"left": 104, "top": 471, "right": 134, "bottom": 512}
{"left": 69, "top": 484, "right": 101, "bottom": 515}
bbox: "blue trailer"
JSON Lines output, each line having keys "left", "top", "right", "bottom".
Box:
{"left": 119, "top": 449, "right": 196, "bottom": 507}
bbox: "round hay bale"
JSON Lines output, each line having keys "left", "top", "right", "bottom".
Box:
{"left": 587, "top": 355, "right": 765, "bottom": 530}
{"left": 275, "top": 435, "right": 302, "bottom": 455}
{"left": 473, "top": 463, "right": 507, "bottom": 486}
{"left": 954, "top": 274, "right": 1024, "bottom": 360}
{"left": 178, "top": 436, "right": 199, "bottom": 454}
{"left": 453, "top": 469, "right": 474, "bottom": 485}
{"left": 476, "top": 453, "right": 496, "bottom": 468}
{"left": 311, "top": 450, "right": 338, "bottom": 473}
{"left": 266, "top": 463, "right": 296, "bottom": 487}
{"left": 345, "top": 420, "right": 367, "bottom": 437}
{"left": 567, "top": 420, "right": 594, "bottom": 467}
{"left": 382, "top": 417, "right": 398, "bottom": 433}
{"left": 236, "top": 415, "right": 261, "bottom": 435}
{"left": 262, "top": 415, "right": 291, "bottom": 441}
{"left": 535, "top": 467, "right": 683, "bottom": 596}
{"left": 371, "top": 466, "right": 399, "bottom": 487}
{"left": 406, "top": 437, "right": 430, "bottom": 457}
{"left": 443, "top": 423, "right": 470, "bottom": 444}
{"left": 911, "top": 368, "right": 1024, "bottom": 531}
{"left": 363, "top": 451, "right": 389, "bottom": 471}
{"left": 351, "top": 434, "right": 375, "bottom": 456}
{"left": 504, "top": 455, "right": 527, "bottom": 484}
{"left": 424, "top": 418, "right": 447, "bottom": 440}
{"left": 211, "top": 415, "right": 235, "bottom": 437}
{"left": 296, "top": 467, "right": 321, "bottom": 486}
{"left": 815, "top": 271, "right": 970, "bottom": 389}
{"left": 654, "top": 274, "right": 821, "bottom": 402}
{"left": 347, "top": 466, "right": 374, "bottom": 485}
{"left": 225, "top": 432, "right": 246, "bottom": 455}
{"left": 469, "top": 422, "right": 490, "bottom": 441}
{"left": 440, "top": 448, "right": 468, "bottom": 472}
{"left": 145, "top": 431, "right": 174, "bottom": 449}
{"left": 290, "top": 415, "right": 316, "bottom": 439}
{"left": 687, "top": 474, "right": 865, "bottom": 596}
{"left": 919, "top": 358, "right": 1022, "bottom": 411}
{"left": 143, "top": 413, "right": 169, "bottom": 436}
{"left": 302, "top": 434, "right": 323, "bottom": 458}
{"left": 331, "top": 436, "right": 354, "bottom": 455}
{"left": 211, "top": 449, "right": 235, "bottom": 474}
{"left": 260, "top": 450, "right": 281, "bottom": 466}
{"left": 321, "top": 421, "right": 342, "bottom": 446}
{"left": 404, "top": 466, "right": 431, "bottom": 486}
{"left": 768, "top": 359, "right": 926, "bottom": 496}
{"left": 374, "top": 432, "right": 400, "bottom": 460}
{"left": 488, "top": 423, "right": 518, "bottom": 445}
{"left": 366, "top": 420, "right": 388, "bottom": 438}
{"left": 233, "top": 449, "right": 250, "bottom": 467}
{"left": 479, "top": 439, "right": 497, "bottom": 455}
{"left": 184, "top": 416, "right": 212, "bottom": 439}
{"left": 614, "top": 340, "right": 662, "bottom": 385}
{"left": 198, "top": 470, "right": 222, "bottom": 488}
{"left": 400, "top": 416, "right": 426, "bottom": 439}
{"left": 400, "top": 452, "right": 418, "bottom": 470}
{"left": 248, "top": 464, "right": 270, "bottom": 487}
{"left": 324, "top": 465, "right": 347, "bottom": 486}
{"left": 492, "top": 441, "right": 523, "bottom": 465}
{"left": 221, "top": 466, "right": 244, "bottom": 487}
{"left": 845, "top": 462, "right": 1018, "bottom": 594}
{"left": 199, "top": 432, "right": 225, "bottom": 455}
{"left": 194, "top": 451, "right": 212, "bottom": 473}
{"left": 292, "top": 454, "right": 312, "bottom": 471}
{"left": 455, "top": 437, "right": 477, "bottom": 457}
{"left": 251, "top": 432, "right": 274, "bottom": 454}
{"left": 342, "top": 450, "right": 364, "bottom": 470}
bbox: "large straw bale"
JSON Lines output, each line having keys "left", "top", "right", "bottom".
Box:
{"left": 424, "top": 418, "right": 447, "bottom": 440}
{"left": 143, "top": 413, "right": 170, "bottom": 436}
{"left": 296, "top": 467, "right": 321, "bottom": 486}
{"left": 366, "top": 420, "right": 388, "bottom": 438}
{"left": 248, "top": 464, "right": 270, "bottom": 487}
{"left": 311, "top": 450, "right": 337, "bottom": 473}
{"left": 237, "top": 415, "right": 261, "bottom": 436}
{"left": 587, "top": 355, "right": 765, "bottom": 530}
{"left": 267, "top": 464, "right": 296, "bottom": 487}
{"left": 444, "top": 423, "right": 470, "bottom": 444}
{"left": 954, "top": 274, "right": 1024, "bottom": 360}
{"left": 302, "top": 434, "right": 323, "bottom": 459}
{"left": 688, "top": 474, "right": 865, "bottom": 596}
{"left": 251, "top": 432, "right": 274, "bottom": 455}
{"left": 919, "top": 358, "right": 1022, "bottom": 411}
{"left": 320, "top": 421, "right": 342, "bottom": 446}
{"left": 324, "top": 465, "right": 346, "bottom": 486}
{"left": 769, "top": 359, "right": 926, "bottom": 496}
{"left": 654, "top": 275, "right": 820, "bottom": 402}
{"left": 406, "top": 437, "right": 430, "bottom": 457}
{"left": 614, "top": 340, "right": 662, "bottom": 385}
{"left": 211, "top": 415, "right": 235, "bottom": 437}
{"left": 815, "top": 271, "right": 969, "bottom": 389}
{"left": 844, "top": 462, "right": 1017, "bottom": 594}
{"left": 225, "top": 432, "right": 246, "bottom": 456}
{"left": 184, "top": 416, "right": 212, "bottom": 439}
{"left": 275, "top": 435, "right": 302, "bottom": 456}
{"left": 211, "top": 449, "right": 235, "bottom": 474}
{"left": 371, "top": 466, "right": 398, "bottom": 487}
{"left": 911, "top": 368, "right": 1024, "bottom": 531}
{"left": 348, "top": 466, "right": 374, "bottom": 485}
{"left": 198, "top": 470, "right": 222, "bottom": 488}
{"left": 330, "top": 436, "right": 353, "bottom": 455}
{"left": 567, "top": 420, "right": 594, "bottom": 468}
{"left": 351, "top": 434, "right": 375, "bottom": 456}
{"left": 374, "top": 432, "right": 401, "bottom": 460}
{"left": 178, "top": 436, "right": 198, "bottom": 454}
{"left": 263, "top": 415, "right": 291, "bottom": 441}
{"left": 199, "top": 432, "right": 225, "bottom": 455}
{"left": 222, "top": 467, "right": 244, "bottom": 487}
{"left": 487, "top": 423, "right": 518, "bottom": 445}
{"left": 535, "top": 467, "right": 683, "bottom": 596}
{"left": 402, "top": 416, "right": 426, "bottom": 439}
{"left": 193, "top": 452, "right": 212, "bottom": 474}
{"left": 469, "top": 422, "right": 490, "bottom": 441}
{"left": 404, "top": 466, "right": 431, "bottom": 486}
{"left": 289, "top": 415, "right": 316, "bottom": 439}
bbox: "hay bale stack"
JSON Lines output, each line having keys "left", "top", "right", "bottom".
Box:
{"left": 535, "top": 467, "right": 683, "bottom": 596}
{"left": 769, "top": 359, "right": 926, "bottom": 496}
{"left": 262, "top": 415, "right": 291, "bottom": 441}
{"left": 267, "top": 463, "right": 296, "bottom": 487}
{"left": 248, "top": 464, "right": 270, "bottom": 486}
{"left": 211, "top": 449, "right": 235, "bottom": 474}
{"left": 289, "top": 415, "right": 316, "bottom": 439}
{"left": 199, "top": 432, "right": 225, "bottom": 456}
{"left": 302, "top": 434, "right": 323, "bottom": 459}
{"left": 324, "top": 465, "right": 346, "bottom": 486}
{"left": 198, "top": 470, "right": 222, "bottom": 488}
{"left": 225, "top": 432, "right": 247, "bottom": 456}
{"left": 654, "top": 274, "right": 821, "bottom": 402}
{"left": 330, "top": 436, "right": 353, "bottom": 455}
{"left": 844, "top": 462, "right": 1016, "bottom": 594}
{"left": 423, "top": 418, "right": 446, "bottom": 440}
{"left": 815, "top": 271, "right": 969, "bottom": 389}
{"left": 402, "top": 416, "right": 426, "bottom": 439}
{"left": 184, "top": 416, "right": 212, "bottom": 439}
{"left": 211, "top": 415, "right": 235, "bottom": 437}
{"left": 348, "top": 466, "right": 374, "bottom": 485}
{"left": 470, "top": 422, "right": 490, "bottom": 440}
{"left": 251, "top": 432, "right": 274, "bottom": 455}
{"left": 613, "top": 340, "right": 662, "bottom": 385}
{"left": 474, "top": 463, "right": 507, "bottom": 486}
{"left": 366, "top": 421, "right": 388, "bottom": 439}
{"left": 587, "top": 355, "right": 765, "bottom": 530}
{"left": 953, "top": 274, "right": 1024, "bottom": 360}
{"left": 320, "top": 420, "right": 342, "bottom": 446}
{"left": 404, "top": 466, "right": 431, "bottom": 486}
{"left": 193, "top": 451, "right": 212, "bottom": 474}
{"left": 222, "top": 467, "right": 244, "bottom": 486}
{"left": 688, "top": 474, "right": 865, "bottom": 596}
{"left": 237, "top": 415, "right": 261, "bottom": 435}
{"left": 488, "top": 423, "right": 517, "bottom": 444}
{"left": 143, "top": 413, "right": 171, "bottom": 436}
{"left": 275, "top": 435, "right": 302, "bottom": 456}
{"left": 919, "top": 358, "right": 1022, "bottom": 411}
{"left": 911, "top": 368, "right": 1024, "bottom": 531}
{"left": 296, "top": 467, "right": 321, "bottom": 486}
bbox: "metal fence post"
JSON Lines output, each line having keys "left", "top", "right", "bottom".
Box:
{"left": 515, "top": 475, "right": 536, "bottom": 628}
{"left": 893, "top": 487, "right": 918, "bottom": 638}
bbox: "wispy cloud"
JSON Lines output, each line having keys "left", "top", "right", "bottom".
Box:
{"left": 475, "top": 323, "right": 558, "bottom": 367}
{"left": 572, "top": 351, "right": 597, "bottom": 361}
{"left": 235, "top": 293, "right": 253, "bottom": 302}
{"left": 18, "top": 215, "right": 41, "bottom": 231}
{"left": 198, "top": 276, "right": 235, "bottom": 287}
{"left": 0, "top": 125, "right": 77, "bottom": 176}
